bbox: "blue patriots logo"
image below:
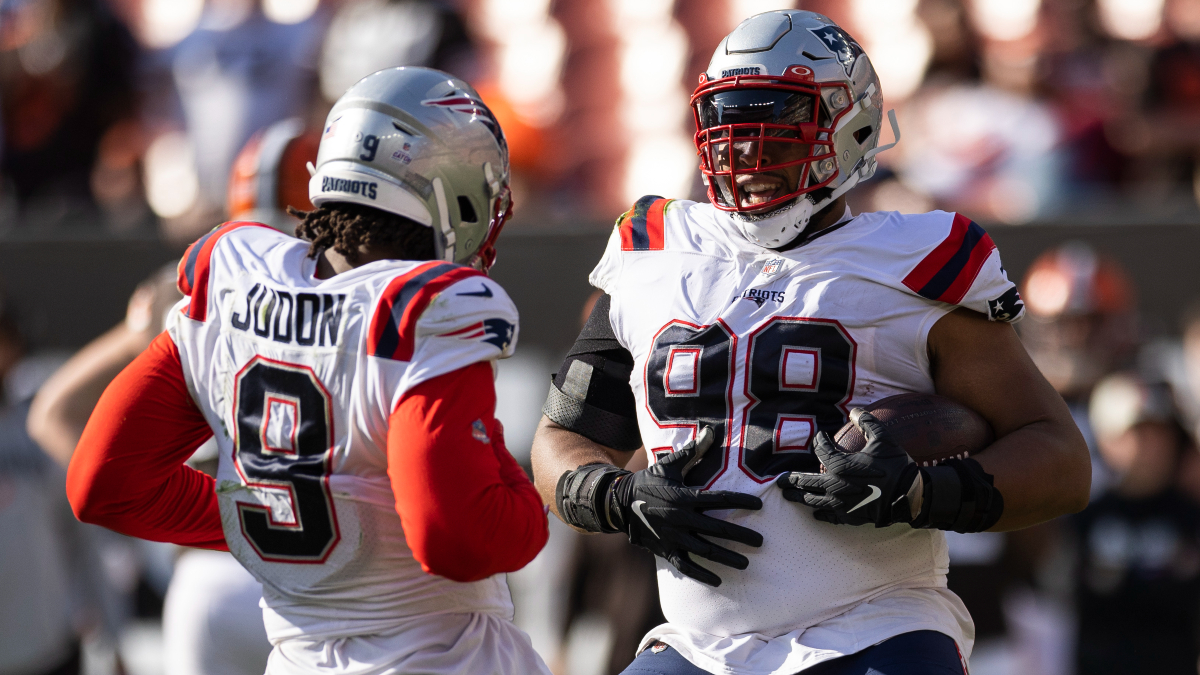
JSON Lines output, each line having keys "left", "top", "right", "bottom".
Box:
{"left": 808, "top": 25, "right": 864, "bottom": 78}
{"left": 988, "top": 286, "right": 1024, "bottom": 323}
{"left": 481, "top": 318, "right": 515, "bottom": 351}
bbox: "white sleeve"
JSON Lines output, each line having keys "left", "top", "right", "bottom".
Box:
{"left": 390, "top": 275, "right": 519, "bottom": 410}
{"left": 588, "top": 226, "right": 624, "bottom": 295}
{"left": 893, "top": 211, "right": 1025, "bottom": 323}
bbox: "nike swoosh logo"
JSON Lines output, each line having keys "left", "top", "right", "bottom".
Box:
{"left": 631, "top": 500, "right": 660, "bottom": 538}
{"left": 846, "top": 485, "right": 882, "bottom": 513}
{"left": 457, "top": 284, "right": 493, "bottom": 298}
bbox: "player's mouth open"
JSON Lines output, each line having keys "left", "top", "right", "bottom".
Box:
{"left": 736, "top": 174, "right": 785, "bottom": 208}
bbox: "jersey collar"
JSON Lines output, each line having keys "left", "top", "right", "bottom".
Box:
{"left": 775, "top": 205, "right": 855, "bottom": 252}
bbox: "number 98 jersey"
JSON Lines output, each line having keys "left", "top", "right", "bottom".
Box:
{"left": 167, "top": 222, "right": 520, "bottom": 644}
{"left": 590, "top": 197, "right": 1023, "bottom": 665}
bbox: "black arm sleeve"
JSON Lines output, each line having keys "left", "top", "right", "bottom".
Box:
{"left": 542, "top": 293, "right": 642, "bottom": 451}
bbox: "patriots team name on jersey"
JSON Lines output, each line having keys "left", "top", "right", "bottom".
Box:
{"left": 230, "top": 283, "right": 346, "bottom": 347}
{"left": 739, "top": 288, "right": 786, "bottom": 307}
{"left": 321, "top": 176, "right": 378, "bottom": 200}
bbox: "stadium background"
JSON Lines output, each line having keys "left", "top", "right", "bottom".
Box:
{"left": 3, "top": 0, "right": 1200, "bottom": 674}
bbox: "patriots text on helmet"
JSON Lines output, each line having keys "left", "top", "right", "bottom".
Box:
{"left": 720, "top": 66, "right": 762, "bottom": 78}
{"left": 321, "top": 176, "right": 378, "bottom": 200}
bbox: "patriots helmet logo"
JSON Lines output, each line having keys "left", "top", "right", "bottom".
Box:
{"left": 808, "top": 25, "right": 864, "bottom": 78}
{"left": 481, "top": 318, "right": 515, "bottom": 351}
{"left": 421, "top": 92, "right": 508, "bottom": 160}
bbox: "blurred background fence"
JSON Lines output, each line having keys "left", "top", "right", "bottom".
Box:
{"left": 6, "top": 223, "right": 1198, "bottom": 354}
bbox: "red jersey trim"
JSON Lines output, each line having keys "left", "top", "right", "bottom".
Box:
{"left": 178, "top": 221, "right": 275, "bottom": 322}
{"left": 619, "top": 195, "right": 670, "bottom": 251}
{"left": 901, "top": 213, "right": 996, "bottom": 305}
{"left": 367, "top": 262, "right": 485, "bottom": 361}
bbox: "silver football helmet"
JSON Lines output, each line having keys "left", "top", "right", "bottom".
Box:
{"left": 692, "top": 10, "right": 899, "bottom": 248}
{"left": 310, "top": 67, "right": 512, "bottom": 269}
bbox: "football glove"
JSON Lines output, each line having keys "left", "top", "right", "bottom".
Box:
{"left": 776, "top": 409, "right": 921, "bottom": 527}
{"left": 556, "top": 427, "right": 764, "bottom": 587}
{"left": 776, "top": 409, "right": 1005, "bottom": 532}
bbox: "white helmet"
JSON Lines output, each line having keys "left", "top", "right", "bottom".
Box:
{"left": 692, "top": 10, "right": 899, "bottom": 248}
{"left": 310, "top": 67, "right": 512, "bottom": 269}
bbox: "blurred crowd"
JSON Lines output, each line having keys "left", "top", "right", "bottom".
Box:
{"left": 4, "top": 1, "right": 1200, "bottom": 675}
{"left": 6, "top": 0, "right": 1200, "bottom": 236}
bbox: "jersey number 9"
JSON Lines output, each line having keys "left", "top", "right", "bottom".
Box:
{"left": 233, "top": 358, "right": 340, "bottom": 563}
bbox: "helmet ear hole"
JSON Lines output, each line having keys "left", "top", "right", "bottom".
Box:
{"left": 853, "top": 126, "right": 873, "bottom": 145}
{"left": 457, "top": 196, "right": 478, "bottom": 223}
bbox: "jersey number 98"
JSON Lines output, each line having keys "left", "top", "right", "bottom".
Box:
{"left": 233, "top": 358, "right": 340, "bottom": 563}
{"left": 646, "top": 317, "right": 856, "bottom": 487}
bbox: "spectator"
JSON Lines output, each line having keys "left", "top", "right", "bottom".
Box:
{"left": 318, "top": 0, "right": 475, "bottom": 102}
{"left": 0, "top": 297, "right": 122, "bottom": 675}
{"left": 1071, "top": 372, "right": 1200, "bottom": 675}
{"left": 0, "top": 0, "right": 137, "bottom": 221}
{"left": 163, "top": 0, "right": 325, "bottom": 241}
{"left": 1019, "top": 243, "right": 1138, "bottom": 405}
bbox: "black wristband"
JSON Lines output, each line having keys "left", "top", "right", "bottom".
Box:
{"left": 915, "top": 457, "right": 1004, "bottom": 533}
{"left": 555, "top": 463, "right": 629, "bottom": 534}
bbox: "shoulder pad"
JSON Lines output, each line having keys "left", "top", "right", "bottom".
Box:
{"left": 367, "top": 262, "right": 491, "bottom": 361}
{"left": 617, "top": 195, "right": 673, "bottom": 251}
{"left": 900, "top": 213, "right": 996, "bottom": 305}
{"left": 177, "top": 221, "right": 275, "bottom": 321}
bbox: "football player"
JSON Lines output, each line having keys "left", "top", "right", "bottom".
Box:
{"left": 32, "top": 117, "right": 320, "bottom": 675}
{"left": 531, "top": 11, "right": 1090, "bottom": 675}
{"left": 66, "top": 67, "right": 552, "bottom": 674}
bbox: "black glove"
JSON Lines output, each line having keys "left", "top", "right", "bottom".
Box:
{"left": 557, "top": 427, "right": 764, "bottom": 587}
{"left": 776, "top": 410, "right": 921, "bottom": 527}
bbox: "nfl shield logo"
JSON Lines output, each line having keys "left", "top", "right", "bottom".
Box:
{"left": 761, "top": 258, "right": 785, "bottom": 276}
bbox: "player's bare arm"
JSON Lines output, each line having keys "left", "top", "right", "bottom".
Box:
{"left": 779, "top": 309, "right": 1090, "bottom": 534}
{"left": 533, "top": 417, "right": 635, "bottom": 518}
{"left": 927, "top": 307, "right": 1090, "bottom": 530}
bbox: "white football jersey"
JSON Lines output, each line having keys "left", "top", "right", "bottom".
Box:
{"left": 590, "top": 197, "right": 1024, "bottom": 674}
{"left": 167, "top": 222, "right": 523, "bottom": 645}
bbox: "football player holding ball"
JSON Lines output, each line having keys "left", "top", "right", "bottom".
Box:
{"left": 533, "top": 11, "right": 1089, "bottom": 675}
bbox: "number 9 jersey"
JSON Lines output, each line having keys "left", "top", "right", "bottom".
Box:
{"left": 168, "top": 222, "right": 523, "bottom": 646}
{"left": 588, "top": 196, "right": 1024, "bottom": 673}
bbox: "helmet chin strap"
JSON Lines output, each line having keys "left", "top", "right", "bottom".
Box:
{"left": 728, "top": 109, "right": 900, "bottom": 249}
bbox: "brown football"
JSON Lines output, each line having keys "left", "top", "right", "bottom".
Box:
{"left": 832, "top": 393, "right": 994, "bottom": 466}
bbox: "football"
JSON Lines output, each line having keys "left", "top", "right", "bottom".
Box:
{"left": 832, "top": 393, "right": 994, "bottom": 466}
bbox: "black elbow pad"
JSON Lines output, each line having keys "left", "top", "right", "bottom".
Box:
{"left": 543, "top": 293, "right": 642, "bottom": 451}
{"left": 543, "top": 354, "right": 642, "bottom": 451}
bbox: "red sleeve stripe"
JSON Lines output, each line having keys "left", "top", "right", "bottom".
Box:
{"left": 901, "top": 214, "right": 996, "bottom": 305}
{"left": 618, "top": 195, "right": 670, "bottom": 251}
{"left": 178, "top": 221, "right": 274, "bottom": 322}
{"left": 367, "top": 263, "right": 485, "bottom": 361}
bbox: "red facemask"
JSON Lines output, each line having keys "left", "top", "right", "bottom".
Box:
{"left": 691, "top": 71, "right": 854, "bottom": 214}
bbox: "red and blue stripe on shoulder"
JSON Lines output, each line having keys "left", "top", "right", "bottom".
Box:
{"left": 177, "top": 221, "right": 275, "bottom": 322}
{"left": 618, "top": 195, "right": 673, "bottom": 251}
{"left": 367, "top": 261, "right": 486, "bottom": 362}
{"left": 901, "top": 213, "right": 996, "bottom": 306}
